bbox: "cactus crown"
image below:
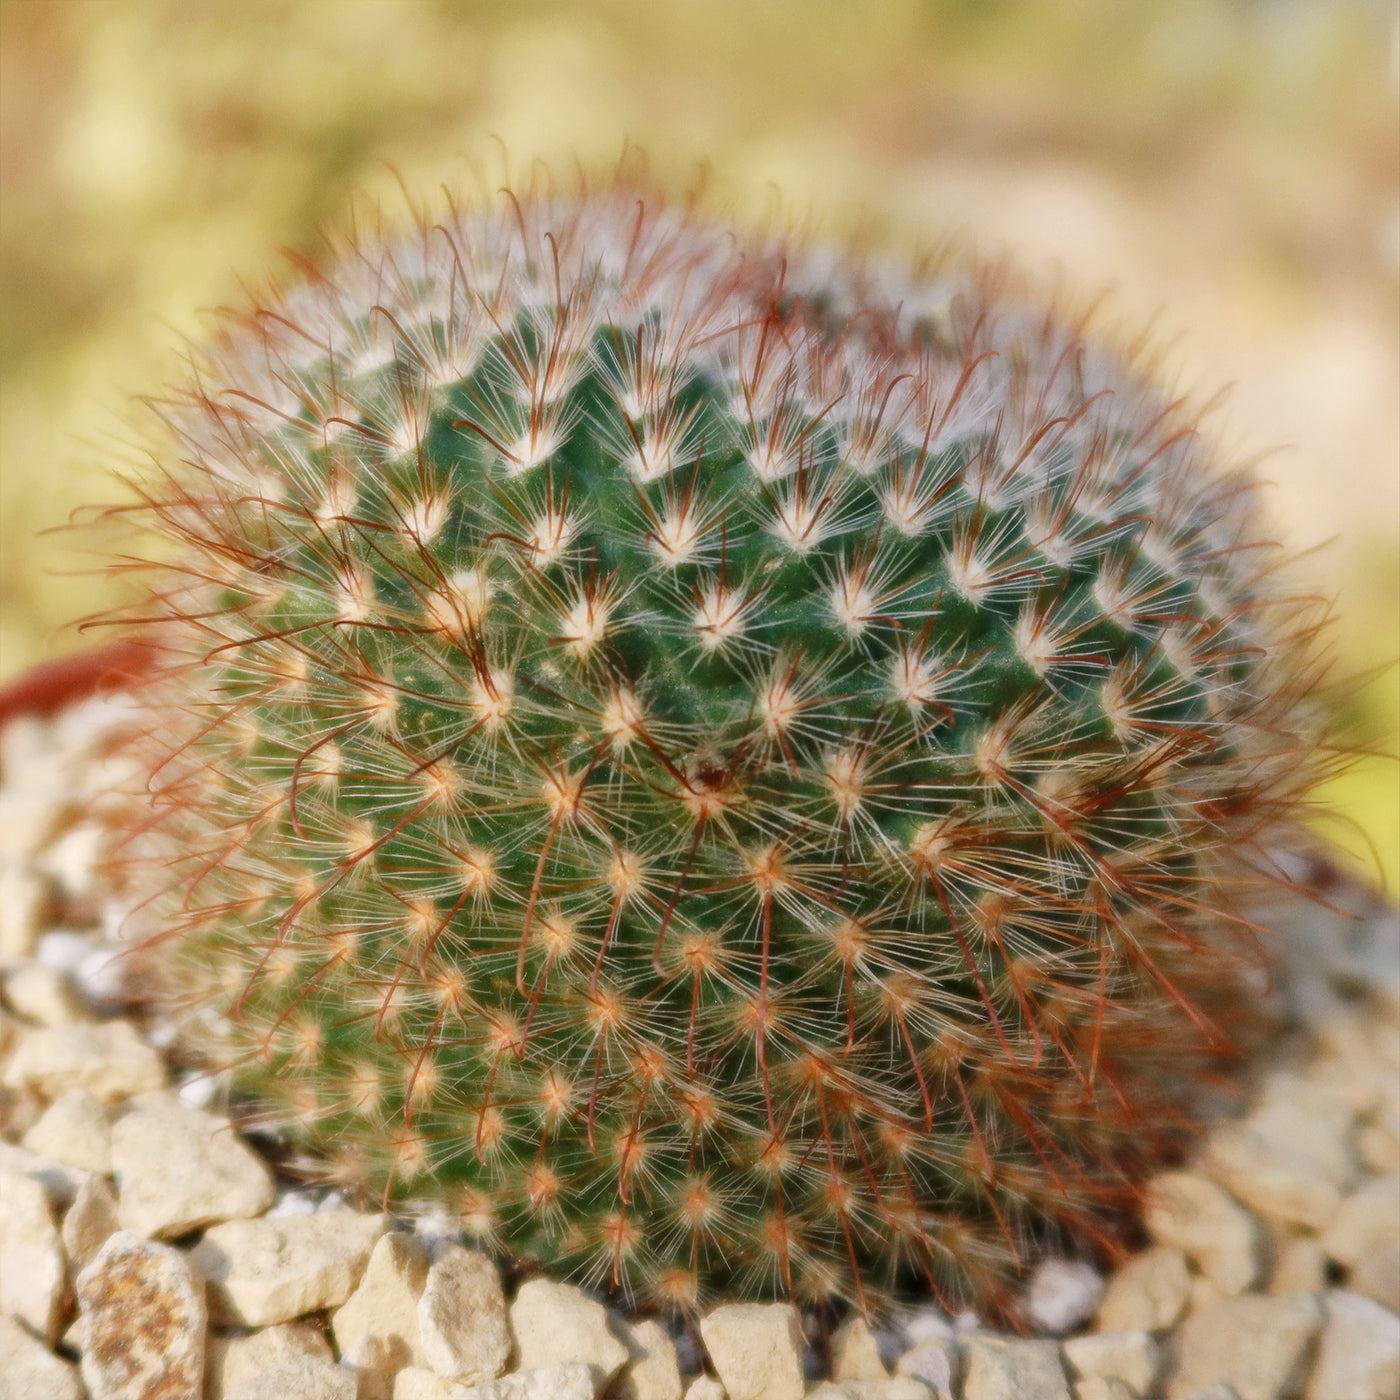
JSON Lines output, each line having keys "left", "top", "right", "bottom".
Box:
{"left": 113, "top": 175, "right": 1326, "bottom": 1318}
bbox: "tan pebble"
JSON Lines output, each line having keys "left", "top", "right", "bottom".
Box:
{"left": 224, "top": 1352, "right": 357, "bottom": 1400}
{"left": 0, "top": 1078, "right": 45, "bottom": 1137}
{"left": 1062, "top": 1329, "right": 1158, "bottom": 1394}
{"left": 895, "top": 1337, "right": 959, "bottom": 1399}
{"left": 510, "top": 1277, "right": 632, "bottom": 1390}
{"left": 1144, "top": 1171, "right": 1261, "bottom": 1295}
{"left": 807, "top": 1381, "right": 932, "bottom": 1399}
{"left": 417, "top": 1243, "right": 509, "bottom": 1382}
{"left": 332, "top": 1230, "right": 428, "bottom": 1398}
{"left": 698, "top": 1303, "right": 804, "bottom": 1400}
{"left": 961, "top": 1335, "right": 1071, "bottom": 1400}
{"left": 63, "top": 1169, "right": 120, "bottom": 1271}
{"left": 208, "top": 1322, "right": 334, "bottom": 1400}
{"left": 0, "top": 1312, "right": 83, "bottom": 1400}
{"left": 1349, "top": 1244, "right": 1400, "bottom": 1315}
{"left": 0, "top": 866, "right": 46, "bottom": 961}
{"left": 2, "top": 1020, "right": 166, "bottom": 1104}
{"left": 392, "top": 1364, "right": 594, "bottom": 1399}
{"left": 1096, "top": 1246, "right": 1191, "bottom": 1333}
{"left": 3, "top": 962, "right": 89, "bottom": 1025}
{"left": 683, "top": 1381, "right": 726, "bottom": 1400}
{"left": 1269, "top": 1235, "right": 1328, "bottom": 1295}
{"left": 189, "top": 1211, "right": 388, "bottom": 1327}
{"left": 77, "top": 1228, "right": 207, "bottom": 1400}
{"left": 1307, "top": 1289, "right": 1400, "bottom": 1400}
{"left": 0, "top": 1165, "right": 64, "bottom": 1343}
{"left": 21, "top": 1086, "right": 111, "bottom": 1172}
{"left": 35, "top": 822, "right": 105, "bottom": 899}
{"left": 0, "top": 1136, "right": 90, "bottom": 1209}
{"left": 1075, "top": 1382, "right": 1137, "bottom": 1400}
{"left": 1167, "top": 1291, "right": 1323, "bottom": 1400}
{"left": 394, "top": 1367, "right": 470, "bottom": 1400}
{"left": 831, "top": 1314, "right": 889, "bottom": 1380}
{"left": 1358, "top": 1123, "right": 1400, "bottom": 1174}
{"left": 1320, "top": 1173, "right": 1400, "bottom": 1267}
{"left": 615, "top": 1317, "right": 683, "bottom": 1400}
{"left": 110, "top": 1089, "right": 275, "bottom": 1238}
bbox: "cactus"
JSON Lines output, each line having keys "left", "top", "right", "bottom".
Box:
{"left": 109, "top": 176, "right": 1327, "bottom": 1318}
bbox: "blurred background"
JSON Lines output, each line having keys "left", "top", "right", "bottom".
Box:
{"left": 1, "top": 0, "right": 1396, "bottom": 885}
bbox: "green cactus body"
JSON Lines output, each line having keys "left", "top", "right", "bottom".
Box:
{"left": 117, "top": 181, "right": 1323, "bottom": 1316}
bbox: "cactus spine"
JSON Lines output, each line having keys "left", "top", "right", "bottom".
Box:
{"left": 113, "top": 176, "right": 1327, "bottom": 1318}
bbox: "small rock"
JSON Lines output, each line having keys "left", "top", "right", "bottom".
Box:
{"left": 0, "top": 1312, "right": 84, "bottom": 1400}
{"left": 900, "top": 1308, "right": 956, "bottom": 1346}
{"left": 394, "top": 1370, "right": 471, "bottom": 1400}
{"left": 110, "top": 1090, "right": 275, "bottom": 1238}
{"left": 392, "top": 1365, "right": 595, "bottom": 1400}
{"left": 807, "top": 1382, "right": 932, "bottom": 1400}
{"left": 332, "top": 1230, "right": 429, "bottom": 1397}
{"left": 832, "top": 1315, "right": 889, "bottom": 1380}
{"left": 36, "top": 821, "right": 106, "bottom": 897}
{"left": 1179, "top": 1390, "right": 1239, "bottom": 1400}
{"left": 0, "top": 1165, "right": 64, "bottom": 1343}
{"left": 207, "top": 1322, "right": 335, "bottom": 1400}
{"left": 895, "top": 1338, "right": 959, "bottom": 1399}
{"left": 1075, "top": 1384, "right": 1137, "bottom": 1400}
{"left": 418, "top": 1243, "right": 509, "bottom": 1382}
{"left": 1062, "top": 1330, "right": 1159, "bottom": 1395}
{"left": 1096, "top": 1246, "right": 1191, "bottom": 1333}
{"left": 0, "top": 865, "right": 45, "bottom": 960}
{"left": 617, "top": 1318, "right": 684, "bottom": 1400}
{"left": 682, "top": 1381, "right": 726, "bottom": 1400}
{"left": 1307, "top": 1290, "right": 1400, "bottom": 1400}
{"left": 4, "top": 961, "right": 89, "bottom": 1025}
{"left": 189, "top": 1210, "right": 388, "bottom": 1326}
{"left": 1205, "top": 1073, "right": 1356, "bottom": 1231}
{"left": 76, "top": 1229, "right": 207, "bottom": 1400}
{"left": 3, "top": 1020, "right": 165, "bottom": 1103}
{"left": 1270, "top": 1235, "right": 1328, "bottom": 1295}
{"left": 0, "top": 1077, "right": 44, "bottom": 1137}
{"left": 63, "top": 1169, "right": 121, "bottom": 1269}
{"left": 0, "top": 1137, "right": 90, "bottom": 1209}
{"left": 21, "top": 1086, "right": 112, "bottom": 1172}
{"left": 509, "top": 1278, "right": 631, "bottom": 1392}
{"left": 225, "top": 1354, "right": 357, "bottom": 1400}
{"left": 1168, "top": 1291, "right": 1324, "bottom": 1400}
{"left": 961, "top": 1336, "right": 1071, "bottom": 1400}
{"left": 1024, "top": 1257, "right": 1106, "bottom": 1334}
{"left": 1144, "top": 1172, "right": 1261, "bottom": 1295}
{"left": 1348, "top": 1245, "right": 1400, "bottom": 1314}
{"left": 698, "top": 1303, "right": 805, "bottom": 1400}
{"left": 1321, "top": 1174, "right": 1400, "bottom": 1267}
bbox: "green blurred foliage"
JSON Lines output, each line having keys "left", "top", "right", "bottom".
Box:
{"left": 1, "top": 0, "right": 1395, "bottom": 884}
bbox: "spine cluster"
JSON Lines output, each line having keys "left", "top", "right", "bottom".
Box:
{"left": 113, "top": 176, "right": 1329, "bottom": 1318}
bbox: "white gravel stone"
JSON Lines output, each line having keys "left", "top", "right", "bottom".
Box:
{"left": 1062, "top": 1330, "right": 1159, "bottom": 1395}
{"left": 63, "top": 1168, "right": 121, "bottom": 1270}
{"left": 1096, "top": 1245, "right": 1191, "bottom": 1333}
{"left": 895, "top": 1338, "right": 959, "bottom": 1399}
{"left": 1348, "top": 1245, "right": 1400, "bottom": 1314}
{"left": 806, "top": 1382, "right": 933, "bottom": 1400}
{"left": 832, "top": 1315, "right": 890, "bottom": 1379}
{"left": 0, "top": 865, "right": 46, "bottom": 961}
{"left": 1074, "top": 1382, "right": 1137, "bottom": 1400}
{"left": 510, "top": 1278, "right": 631, "bottom": 1392}
{"left": 76, "top": 1229, "right": 207, "bottom": 1400}
{"left": 3, "top": 961, "right": 89, "bottom": 1024}
{"left": 207, "top": 1321, "right": 335, "bottom": 1400}
{"left": 393, "top": 1365, "right": 595, "bottom": 1400}
{"left": 332, "top": 1230, "right": 429, "bottom": 1397}
{"left": 961, "top": 1336, "right": 1071, "bottom": 1400}
{"left": 110, "top": 1090, "right": 275, "bottom": 1238}
{"left": 1321, "top": 1174, "right": 1400, "bottom": 1267}
{"left": 1025, "top": 1257, "right": 1106, "bottom": 1334}
{"left": 189, "top": 1210, "right": 388, "bottom": 1326}
{"left": 681, "top": 1381, "right": 726, "bottom": 1400}
{"left": 0, "top": 1076, "right": 44, "bottom": 1137}
{"left": 1179, "top": 1388, "right": 1241, "bottom": 1400}
{"left": 1144, "top": 1172, "right": 1261, "bottom": 1295}
{"left": 0, "top": 1165, "right": 64, "bottom": 1344}
{"left": 225, "top": 1354, "right": 358, "bottom": 1400}
{"left": 0, "top": 1137, "right": 91, "bottom": 1209}
{"left": 616, "top": 1317, "right": 684, "bottom": 1400}
{"left": 1270, "top": 1235, "right": 1328, "bottom": 1295}
{"left": 35, "top": 819, "right": 105, "bottom": 898}
{"left": 2, "top": 1020, "right": 165, "bottom": 1103}
{"left": 20, "top": 1086, "right": 111, "bottom": 1172}
{"left": 1167, "top": 1292, "right": 1324, "bottom": 1400}
{"left": 1205, "top": 1073, "right": 1356, "bottom": 1231}
{"left": 417, "top": 1243, "right": 510, "bottom": 1382}
{"left": 1306, "top": 1290, "right": 1400, "bottom": 1400}
{"left": 699, "top": 1303, "right": 805, "bottom": 1400}
{"left": 0, "top": 1312, "right": 84, "bottom": 1400}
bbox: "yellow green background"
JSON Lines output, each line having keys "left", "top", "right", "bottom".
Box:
{"left": 1, "top": 0, "right": 1395, "bottom": 886}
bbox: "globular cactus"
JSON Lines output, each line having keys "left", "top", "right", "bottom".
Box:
{"left": 108, "top": 175, "right": 1328, "bottom": 1318}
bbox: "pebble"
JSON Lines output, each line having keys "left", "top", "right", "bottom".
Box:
{"left": 0, "top": 1136, "right": 90, "bottom": 1208}
{"left": 1095, "top": 1246, "right": 1191, "bottom": 1333}
{"left": 681, "top": 1381, "right": 725, "bottom": 1400}
{"left": 961, "top": 1336, "right": 1071, "bottom": 1400}
{"left": 418, "top": 1243, "right": 511, "bottom": 1382}
{"left": 1205, "top": 1073, "right": 1356, "bottom": 1231}
{"left": 1023, "top": 1257, "right": 1106, "bottom": 1334}
{"left": 0, "top": 1076, "right": 43, "bottom": 1136}
{"left": 1348, "top": 1245, "right": 1400, "bottom": 1314}
{"left": 332, "top": 1230, "right": 430, "bottom": 1396}
{"left": 20, "top": 1085, "right": 112, "bottom": 1172}
{"left": 63, "top": 1168, "right": 121, "bottom": 1269}
{"left": 393, "top": 1365, "right": 595, "bottom": 1400}
{"left": 1144, "top": 1172, "right": 1261, "bottom": 1295}
{"left": 76, "top": 1229, "right": 207, "bottom": 1400}
{"left": 189, "top": 1210, "right": 388, "bottom": 1326}
{"left": 0, "top": 1164, "right": 65, "bottom": 1343}
{"left": 831, "top": 1315, "right": 890, "bottom": 1380}
{"left": 224, "top": 1355, "right": 358, "bottom": 1400}
{"left": 617, "top": 1317, "right": 685, "bottom": 1400}
{"left": 806, "top": 1382, "right": 933, "bottom": 1399}
{"left": 1167, "top": 1292, "right": 1324, "bottom": 1400}
{"left": 2, "top": 1020, "right": 166, "bottom": 1103}
{"left": 698, "top": 1303, "right": 806, "bottom": 1400}
{"left": 1062, "top": 1330, "right": 1159, "bottom": 1395}
{"left": 1074, "top": 1384, "right": 1136, "bottom": 1400}
{"left": 1306, "top": 1290, "right": 1400, "bottom": 1400}
{"left": 3, "top": 960, "right": 89, "bottom": 1024}
{"left": 1320, "top": 1173, "right": 1400, "bottom": 1267}
{"left": 207, "top": 1321, "right": 335, "bottom": 1400}
{"left": 110, "top": 1089, "right": 275, "bottom": 1237}
{"left": 510, "top": 1278, "right": 632, "bottom": 1393}
{"left": 1269, "top": 1235, "right": 1328, "bottom": 1295}
{"left": 895, "top": 1339, "right": 959, "bottom": 1399}
{"left": 0, "top": 1312, "right": 84, "bottom": 1400}
{"left": 0, "top": 865, "right": 45, "bottom": 960}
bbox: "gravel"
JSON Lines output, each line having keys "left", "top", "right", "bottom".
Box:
{"left": 1, "top": 696, "right": 1399, "bottom": 1399}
